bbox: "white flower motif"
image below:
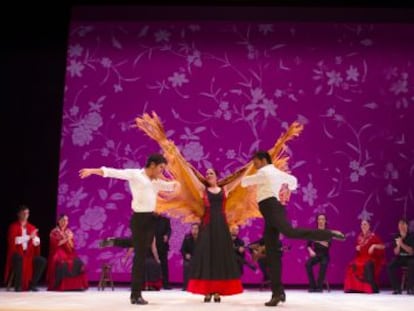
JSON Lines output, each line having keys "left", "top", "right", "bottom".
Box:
{"left": 349, "top": 160, "right": 359, "bottom": 170}
{"left": 100, "top": 57, "right": 112, "bottom": 68}
{"left": 385, "top": 184, "right": 397, "bottom": 196}
{"left": 358, "top": 209, "right": 373, "bottom": 221}
{"left": 168, "top": 72, "right": 189, "bottom": 88}
{"left": 66, "top": 187, "right": 88, "bottom": 208}
{"left": 83, "top": 112, "right": 103, "bottom": 131}
{"left": 219, "top": 101, "right": 229, "bottom": 111}
{"left": 384, "top": 163, "right": 399, "bottom": 180}
{"left": 67, "top": 60, "right": 85, "bottom": 78}
{"left": 274, "top": 89, "right": 283, "bottom": 98}
{"left": 326, "top": 70, "right": 343, "bottom": 87}
{"left": 223, "top": 111, "right": 232, "bottom": 120}
{"left": 302, "top": 182, "right": 318, "bottom": 206}
{"left": 226, "top": 149, "right": 236, "bottom": 159}
{"left": 390, "top": 78, "right": 408, "bottom": 95}
{"left": 80, "top": 206, "right": 107, "bottom": 231}
{"left": 70, "top": 105, "right": 79, "bottom": 116}
{"left": 258, "top": 24, "right": 274, "bottom": 35}
{"left": 114, "top": 84, "right": 123, "bottom": 93}
{"left": 350, "top": 171, "right": 359, "bottom": 182}
{"left": 251, "top": 88, "right": 265, "bottom": 104}
{"left": 260, "top": 98, "right": 277, "bottom": 118}
{"left": 182, "top": 141, "right": 204, "bottom": 162}
{"left": 358, "top": 167, "right": 367, "bottom": 176}
{"left": 154, "top": 30, "right": 171, "bottom": 42}
{"left": 68, "top": 44, "right": 83, "bottom": 57}
{"left": 214, "top": 109, "right": 223, "bottom": 118}
{"left": 346, "top": 66, "right": 359, "bottom": 82}
{"left": 187, "top": 50, "right": 202, "bottom": 68}
{"left": 75, "top": 229, "right": 89, "bottom": 248}
{"left": 72, "top": 126, "right": 93, "bottom": 146}
{"left": 326, "top": 108, "right": 335, "bottom": 117}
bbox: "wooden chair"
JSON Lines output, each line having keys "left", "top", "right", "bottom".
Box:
{"left": 98, "top": 264, "right": 114, "bottom": 291}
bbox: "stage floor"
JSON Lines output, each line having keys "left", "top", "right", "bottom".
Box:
{"left": 0, "top": 287, "right": 413, "bottom": 311}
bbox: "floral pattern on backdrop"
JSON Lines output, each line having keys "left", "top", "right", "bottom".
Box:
{"left": 59, "top": 21, "right": 414, "bottom": 283}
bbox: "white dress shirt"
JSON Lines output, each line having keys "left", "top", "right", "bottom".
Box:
{"left": 101, "top": 167, "right": 175, "bottom": 213}
{"left": 15, "top": 227, "right": 40, "bottom": 250}
{"left": 241, "top": 164, "right": 298, "bottom": 203}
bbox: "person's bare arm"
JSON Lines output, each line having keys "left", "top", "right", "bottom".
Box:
{"left": 79, "top": 168, "right": 104, "bottom": 179}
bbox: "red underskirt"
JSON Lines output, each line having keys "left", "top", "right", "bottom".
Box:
{"left": 187, "top": 279, "right": 243, "bottom": 295}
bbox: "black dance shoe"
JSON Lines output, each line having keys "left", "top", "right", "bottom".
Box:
{"left": 392, "top": 290, "right": 402, "bottom": 295}
{"left": 265, "top": 295, "right": 281, "bottom": 307}
{"left": 99, "top": 237, "right": 115, "bottom": 248}
{"left": 204, "top": 294, "right": 212, "bottom": 302}
{"left": 331, "top": 230, "right": 346, "bottom": 241}
{"left": 129, "top": 294, "right": 148, "bottom": 305}
{"left": 280, "top": 292, "right": 286, "bottom": 302}
{"left": 213, "top": 293, "right": 221, "bottom": 303}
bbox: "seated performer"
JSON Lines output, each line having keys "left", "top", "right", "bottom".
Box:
{"left": 4, "top": 204, "right": 47, "bottom": 291}
{"left": 247, "top": 237, "right": 290, "bottom": 283}
{"left": 47, "top": 214, "right": 88, "bottom": 291}
{"left": 181, "top": 223, "right": 199, "bottom": 290}
{"left": 305, "top": 213, "right": 331, "bottom": 292}
{"left": 230, "top": 225, "right": 256, "bottom": 274}
{"left": 344, "top": 219, "right": 385, "bottom": 293}
{"left": 387, "top": 219, "right": 414, "bottom": 295}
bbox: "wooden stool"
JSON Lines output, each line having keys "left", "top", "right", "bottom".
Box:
{"left": 6, "top": 271, "right": 15, "bottom": 291}
{"left": 98, "top": 264, "right": 114, "bottom": 291}
{"left": 401, "top": 266, "right": 408, "bottom": 292}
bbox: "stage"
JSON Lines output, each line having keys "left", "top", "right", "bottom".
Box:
{"left": 0, "top": 287, "right": 412, "bottom": 311}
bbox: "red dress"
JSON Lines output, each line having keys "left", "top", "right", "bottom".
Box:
{"left": 187, "top": 190, "right": 243, "bottom": 296}
{"left": 4, "top": 221, "right": 40, "bottom": 291}
{"left": 47, "top": 227, "right": 88, "bottom": 291}
{"left": 344, "top": 231, "right": 385, "bottom": 293}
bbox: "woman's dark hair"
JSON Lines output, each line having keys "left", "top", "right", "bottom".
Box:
{"left": 252, "top": 151, "right": 272, "bottom": 164}
{"left": 145, "top": 153, "right": 167, "bottom": 168}
{"left": 17, "top": 204, "right": 29, "bottom": 214}
{"left": 204, "top": 168, "right": 219, "bottom": 187}
{"left": 398, "top": 219, "right": 408, "bottom": 226}
{"left": 57, "top": 214, "right": 68, "bottom": 225}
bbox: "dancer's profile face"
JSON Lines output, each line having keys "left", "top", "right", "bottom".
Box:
{"left": 151, "top": 163, "right": 166, "bottom": 178}
{"left": 205, "top": 168, "right": 217, "bottom": 186}
{"left": 317, "top": 215, "right": 327, "bottom": 229}
{"left": 252, "top": 158, "right": 266, "bottom": 169}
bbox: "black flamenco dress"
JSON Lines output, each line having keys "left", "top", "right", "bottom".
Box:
{"left": 187, "top": 189, "right": 243, "bottom": 295}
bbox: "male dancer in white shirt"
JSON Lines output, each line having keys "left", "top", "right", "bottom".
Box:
{"left": 241, "top": 151, "right": 345, "bottom": 307}
{"left": 79, "top": 153, "right": 179, "bottom": 305}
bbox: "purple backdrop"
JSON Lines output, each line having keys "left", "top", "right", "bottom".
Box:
{"left": 59, "top": 18, "right": 414, "bottom": 284}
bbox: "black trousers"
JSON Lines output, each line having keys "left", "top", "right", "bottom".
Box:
{"left": 158, "top": 250, "right": 169, "bottom": 286}
{"left": 305, "top": 255, "right": 329, "bottom": 289}
{"left": 112, "top": 238, "right": 133, "bottom": 248}
{"left": 182, "top": 259, "right": 191, "bottom": 290}
{"left": 258, "top": 197, "right": 334, "bottom": 296}
{"left": 130, "top": 212, "right": 156, "bottom": 296}
{"left": 12, "top": 253, "right": 47, "bottom": 290}
{"left": 388, "top": 256, "right": 414, "bottom": 291}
